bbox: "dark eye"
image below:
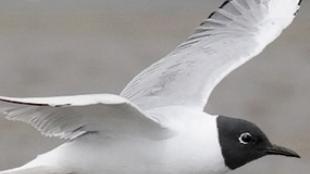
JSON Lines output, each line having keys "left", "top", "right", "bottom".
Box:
{"left": 239, "top": 132, "right": 253, "bottom": 145}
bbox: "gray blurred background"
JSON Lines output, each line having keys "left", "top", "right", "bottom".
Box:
{"left": 0, "top": 0, "right": 308, "bottom": 173}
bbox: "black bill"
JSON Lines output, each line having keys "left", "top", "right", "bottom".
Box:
{"left": 267, "top": 144, "right": 301, "bottom": 158}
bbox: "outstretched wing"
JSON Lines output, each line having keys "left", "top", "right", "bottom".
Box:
{"left": 0, "top": 166, "right": 71, "bottom": 174}
{"left": 121, "top": 0, "right": 302, "bottom": 110}
{"left": 0, "top": 94, "right": 168, "bottom": 140}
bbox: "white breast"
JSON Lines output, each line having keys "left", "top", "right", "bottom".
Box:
{"left": 22, "top": 107, "right": 228, "bottom": 174}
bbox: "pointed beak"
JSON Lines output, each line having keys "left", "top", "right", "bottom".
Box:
{"left": 266, "top": 144, "right": 301, "bottom": 158}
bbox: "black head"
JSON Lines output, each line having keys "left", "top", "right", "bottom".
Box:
{"left": 217, "top": 116, "right": 300, "bottom": 170}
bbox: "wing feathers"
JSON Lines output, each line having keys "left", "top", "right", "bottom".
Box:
{"left": 0, "top": 166, "right": 72, "bottom": 174}
{"left": 121, "top": 0, "right": 301, "bottom": 110}
{"left": 0, "top": 94, "right": 127, "bottom": 107}
{"left": 0, "top": 94, "right": 168, "bottom": 140}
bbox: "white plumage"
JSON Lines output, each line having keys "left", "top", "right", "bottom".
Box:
{"left": 0, "top": 94, "right": 167, "bottom": 140}
{"left": 0, "top": 0, "right": 301, "bottom": 174}
{"left": 121, "top": 0, "right": 300, "bottom": 110}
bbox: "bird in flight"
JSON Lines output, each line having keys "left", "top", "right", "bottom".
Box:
{"left": 0, "top": 0, "right": 303, "bottom": 174}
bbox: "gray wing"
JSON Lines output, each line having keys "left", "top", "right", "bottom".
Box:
{"left": 121, "top": 0, "right": 302, "bottom": 110}
{"left": 0, "top": 94, "right": 168, "bottom": 140}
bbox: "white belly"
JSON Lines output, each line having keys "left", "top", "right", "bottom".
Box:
{"left": 24, "top": 109, "right": 229, "bottom": 174}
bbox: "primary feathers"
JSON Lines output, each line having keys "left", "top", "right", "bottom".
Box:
{"left": 0, "top": 0, "right": 302, "bottom": 174}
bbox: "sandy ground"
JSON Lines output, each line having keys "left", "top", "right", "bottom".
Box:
{"left": 0, "top": 0, "right": 308, "bottom": 173}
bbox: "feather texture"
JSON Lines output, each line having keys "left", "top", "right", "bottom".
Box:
{"left": 121, "top": 0, "right": 301, "bottom": 110}
{"left": 0, "top": 94, "right": 167, "bottom": 140}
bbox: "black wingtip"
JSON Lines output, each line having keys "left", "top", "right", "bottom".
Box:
{"left": 207, "top": 0, "right": 231, "bottom": 19}
{"left": 295, "top": 0, "right": 303, "bottom": 16}
{"left": 0, "top": 97, "right": 49, "bottom": 106}
{"left": 0, "top": 97, "right": 70, "bottom": 107}
{"left": 219, "top": 0, "right": 231, "bottom": 9}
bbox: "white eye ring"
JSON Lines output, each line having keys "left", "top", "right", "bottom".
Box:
{"left": 239, "top": 132, "right": 252, "bottom": 145}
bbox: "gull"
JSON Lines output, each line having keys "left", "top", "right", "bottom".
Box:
{"left": 0, "top": 0, "right": 303, "bottom": 174}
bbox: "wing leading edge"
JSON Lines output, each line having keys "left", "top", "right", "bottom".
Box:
{"left": 121, "top": 0, "right": 301, "bottom": 110}
{"left": 0, "top": 94, "right": 168, "bottom": 140}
